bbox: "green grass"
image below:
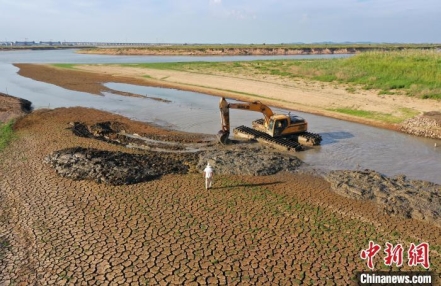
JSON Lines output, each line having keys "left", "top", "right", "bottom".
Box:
{"left": 329, "top": 107, "right": 419, "bottom": 123}
{"left": 311, "top": 50, "right": 441, "bottom": 99}
{"left": 277, "top": 50, "right": 441, "bottom": 99}
{"left": 52, "top": 63, "right": 77, "bottom": 69}
{"left": 118, "top": 49, "right": 441, "bottom": 100}
{"left": 0, "top": 120, "right": 14, "bottom": 152}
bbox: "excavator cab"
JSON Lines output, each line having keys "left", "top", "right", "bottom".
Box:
{"left": 289, "top": 115, "right": 305, "bottom": 124}
{"left": 268, "top": 116, "right": 307, "bottom": 137}
{"left": 270, "top": 118, "right": 287, "bottom": 137}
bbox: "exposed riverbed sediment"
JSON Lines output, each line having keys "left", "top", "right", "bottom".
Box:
{"left": 0, "top": 92, "right": 32, "bottom": 122}
{"left": 1, "top": 97, "right": 440, "bottom": 284}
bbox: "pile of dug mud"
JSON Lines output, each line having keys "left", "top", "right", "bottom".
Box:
{"left": 197, "top": 147, "right": 302, "bottom": 176}
{"left": 44, "top": 147, "right": 199, "bottom": 185}
{"left": 44, "top": 146, "right": 303, "bottom": 185}
{"left": 69, "top": 121, "right": 215, "bottom": 146}
{"left": 45, "top": 121, "right": 305, "bottom": 185}
{"left": 69, "top": 121, "right": 147, "bottom": 147}
{"left": 44, "top": 145, "right": 304, "bottom": 185}
{"left": 325, "top": 169, "right": 441, "bottom": 228}
{"left": 0, "top": 93, "right": 32, "bottom": 122}
{"left": 400, "top": 111, "right": 441, "bottom": 139}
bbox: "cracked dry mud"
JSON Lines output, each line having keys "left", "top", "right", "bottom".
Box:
{"left": 1, "top": 107, "right": 440, "bottom": 285}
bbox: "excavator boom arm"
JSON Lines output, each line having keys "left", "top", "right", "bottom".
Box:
{"left": 219, "top": 97, "right": 274, "bottom": 134}
{"left": 227, "top": 102, "right": 274, "bottom": 121}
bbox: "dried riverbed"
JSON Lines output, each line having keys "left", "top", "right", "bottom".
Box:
{"left": 1, "top": 101, "right": 441, "bottom": 285}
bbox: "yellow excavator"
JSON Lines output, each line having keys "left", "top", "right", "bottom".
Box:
{"left": 217, "top": 97, "right": 321, "bottom": 151}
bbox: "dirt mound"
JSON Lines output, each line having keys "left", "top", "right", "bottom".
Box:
{"left": 69, "top": 121, "right": 129, "bottom": 142}
{"left": 325, "top": 169, "right": 441, "bottom": 227}
{"left": 197, "top": 146, "right": 303, "bottom": 176}
{"left": 69, "top": 121, "right": 215, "bottom": 148}
{"left": 44, "top": 145, "right": 303, "bottom": 185}
{"left": 0, "top": 93, "right": 32, "bottom": 122}
{"left": 44, "top": 147, "right": 198, "bottom": 185}
{"left": 67, "top": 121, "right": 303, "bottom": 176}
{"left": 47, "top": 121, "right": 305, "bottom": 184}
{"left": 400, "top": 111, "right": 441, "bottom": 139}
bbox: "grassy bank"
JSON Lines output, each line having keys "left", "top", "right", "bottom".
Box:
{"left": 328, "top": 108, "right": 419, "bottom": 124}
{"left": 120, "top": 49, "right": 441, "bottom": 100}
{"left": 0, "top": 121, "right": 14, "bottom": 152}
{"left": 53, "top": 63, "right": 77, "bottom": 69}
{"left": 300, "top": 50, "right": 441, "bottom": 99}
{"left": 83, "top": 43, "right": 441, "bottom": 50}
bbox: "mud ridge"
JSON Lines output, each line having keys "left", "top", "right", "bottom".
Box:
{"left": 44, "top": 121, "right": 307, "bottom": 185}
{"left": 325, "top": 169, "right": 441, "bottom": 228}
{"left": 197, "top": 147, "right": 303, "bottom": 176}
{"left": 44, "top": 147, "right": 198, "bottom": 185}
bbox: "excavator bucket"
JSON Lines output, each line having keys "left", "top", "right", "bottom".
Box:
{"left": 217, "top": 130, "right": 230, "bottom": 144}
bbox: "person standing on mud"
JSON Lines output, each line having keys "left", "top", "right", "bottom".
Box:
{"left": 203, "top": 163, "right": 214, "bottom": 190}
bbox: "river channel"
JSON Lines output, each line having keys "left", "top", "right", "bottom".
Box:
{"left": 1, "top": 49, "right": 440, "bottom": 184}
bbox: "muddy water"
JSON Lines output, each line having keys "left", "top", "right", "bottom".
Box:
{"left": 1, "top": 50, "right": 440, "bottom": 184}
{"left": 103, "top": 83, "right": 441, "bottom": 184}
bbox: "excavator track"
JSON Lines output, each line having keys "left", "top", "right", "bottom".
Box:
{"left": 291, "top": 131, "right": 322, "bottom": 146}
{"left": 252, "top": 118, "right": 322, "bottom": 146}
{"left": 233, "top": 125, "right": 304, "bottom": 152}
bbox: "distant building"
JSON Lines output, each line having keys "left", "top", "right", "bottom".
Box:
{"left": 14, "top": 41, "right": 37, "bottom": 46}
{"left": 39, "top": 41, "right": 62, "bottom": 46}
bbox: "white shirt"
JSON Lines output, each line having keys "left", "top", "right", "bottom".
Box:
{"left": 203, "top": 166, "right": 213, "bottom": 178}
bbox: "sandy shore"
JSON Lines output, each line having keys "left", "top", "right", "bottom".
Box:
{"left": 1, "top": 104, "right": 440, "bottom": 284}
